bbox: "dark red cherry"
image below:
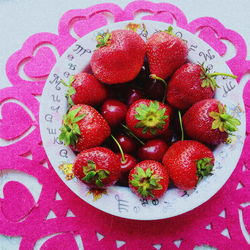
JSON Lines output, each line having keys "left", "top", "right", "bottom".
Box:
{"left": 117, "top": 153, "right": 137, "bottom": 173}
{"left": 126, "top": 88, "right": 144, "bottom": 106}
{"left": 135, "top": 62, "right": 150, "bottom": 84}
{"left": 114, "top": 134, "right": 138, "bottom": 154}
{"left": 162, "top": 128, "right": 174, "bottom": 143}
{"left": 117, "top": 153, "right": 137, "bottom": 186}
{"left": 101, "top": 99, "right": 127, "bottom": 127}
{"left": 144, "top": 78, "right": 166, "bottom": 101}
{"left": 138, "top": 139, "right": 168, "bottom": 161}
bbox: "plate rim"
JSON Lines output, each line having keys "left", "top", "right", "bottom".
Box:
{"left": 39, "top": 20, "right": 246, "bottom": 220}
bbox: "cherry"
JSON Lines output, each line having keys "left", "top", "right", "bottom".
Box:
{"left": 117, "top": 153, "right": 137, "bottom": 174}
{"left": 101, "top": 99, "right": 127, "bottom": 127}
{"left": 106, "top": 83, "right": 129, "bottom": 101}
{"left": 111, "top": 134, "right": 137, "bottom": 186}
{"left": 144, "top": 78, "right": 166, "bottom": 101}
{"left": 138, "top": 139, "right": 168, "bottom": 161}
{"left": 135, "top": 62, "right": 150, "bottom": 84}
{"left": 126, "top": 88, "right": 144, "bottom": 106}
{"left": 114, "top": 133, "right": 138, "bottom": 154}
{"left": 117, "top": 153, "right": 137, "bottom": 187}
{"left": 162, "top": 128, "right": 174, "bottom": 143}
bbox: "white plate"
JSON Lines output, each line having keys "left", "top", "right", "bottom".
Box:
{"left": 39, "top": 21, "right": 246, "bottom": 220}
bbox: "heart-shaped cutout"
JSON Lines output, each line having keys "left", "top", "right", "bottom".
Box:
{"left": 199, "top": 27, "right": 227, "bottom": 56}
{"left": 24, "top": 47, "right": 56, "bottom": 78}
{"left": 74, "top": 14, "right": 107, "bottom": 38}
{"left": 0, "top": 102, "right": 33, "bottom": 140}
{"left": 1, "top": 181, "right": 35, "bottom": 222}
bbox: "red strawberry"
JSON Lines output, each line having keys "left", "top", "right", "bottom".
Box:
{"left": 129, "top": 160, "right": 169, "bottom": 199}
{"left": 64, "top": 73, "right": 107, "bottom": 106}
{"left": 73, "top": 147, "right": 120, "bottom": 188}
{"left": 90, "top": 30, "right": 146, "bottom": 84}
{"left": 162, "top": 140, "right": 214, "bottom": 190}
{"left": 126, "top": 99, "right": 171, "bottom": 139}
{"left": 183, "top": 99, "right": 241, "bottom": 145}
{"left": 146, "top": 27, "right": 188, "bottom": 79}
{"left": 59, "top": 104, "right": 111, "bottom": 151}
{"left": 167, "top": 63, "right": 237, "bottom": 110}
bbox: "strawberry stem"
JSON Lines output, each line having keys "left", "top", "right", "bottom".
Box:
{"left": 161, "top": 26, "right": 175, "bottom": 36}
{"left": 61, "top": 76, "right": 76, "bottom": 107}
{"left": 149, "top": 74, "right": 167, "bottom": 103}
{"left": 60, "top": 79, "right": 71, "bottom": 87}
{"left": 208, "top": 72, "right": 237, "bottom": 79}
{"left": 200, "top": 65, "right": 237, "bottom": 91}
{"left": 178, "top": 110, "right": 184, "bottom": 141}
{"left": 121, "top": 124, "right": 145, "bottom": 145}
{"left": 110, "top": 134, "right": 126, "bottom": 163}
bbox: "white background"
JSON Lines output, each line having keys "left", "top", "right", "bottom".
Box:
{"left": 0, "top": 0, "right": 249, "bottom": 249}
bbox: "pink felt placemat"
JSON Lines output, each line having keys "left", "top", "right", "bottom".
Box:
{"left": 0, "top": 1, "right": 250, "bottom": 249}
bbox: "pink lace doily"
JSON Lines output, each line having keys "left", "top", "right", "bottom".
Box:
{"left": 0, "top": 1, "right": 250, "bottom": 249}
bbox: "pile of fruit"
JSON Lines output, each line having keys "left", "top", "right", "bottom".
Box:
{"left": 59, "top": 27, "right": 240, "bottom": 199}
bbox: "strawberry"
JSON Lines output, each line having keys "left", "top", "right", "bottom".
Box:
{"left": 182, "top": 99, "right": 241, "bottom": 145}
{"left": 167, "top": 63, "right": 237, "bottom": 109}
{"left": 64, "top": 73, "right": 107, "bottom": 107}
{"left": 59, "top": 104, "right": 111, "bottom": 151}
{"left": 162, "top": 140, "right": 214, "bottom": 190}
{"left": 73, "top": 147, "right": 120, "bottom": 188}
{"left": 146, "top": 27, "right": 188, "bottom": 79}
{"left": 129, "top": 160, "right": 169, "bottom": 199}
{"left": 90, "top": 30, "right": 146, "bottom": 84}
{"left": 126, "top": 99, "right": 171, "bottom": 139}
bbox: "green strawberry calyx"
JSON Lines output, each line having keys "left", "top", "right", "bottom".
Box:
{"left": 82, "top": 160, "right": 110, "bottom": 188}
{"left": 135, "top": 101, "right": 168, "bottom": 135}
{"left": 209, "top": 103, "right": 241, "bottom": 134}
{"left": 61, "top": 75, "right": 76, "bottom": 107}
{"left": 200, "top": 65, "right": 237, "bottom": 91}
{"left": 59, "top": 106, "right": 86, "bottom": 146}
{"left": 196, "top": 157, "right": 214, "bottom": 181}
{"left": 96, "top": 32, "right": 112, "bottom": 48}
{"left": 130, "top": 167, "right": 162, "bottom": 198}
{"left": 161, "top": 26, "right": 175, "bottom": 36}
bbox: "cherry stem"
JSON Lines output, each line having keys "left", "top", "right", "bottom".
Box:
{"left": 121, "top": 124, "right": 145, "bottom": 145}
{"left": 110, "top": 134, "right": 126, "bottom": 163}
{"left": 178, "top": 110, "right": 184, "bottom": 141}
{"left": 149, "top": 74, "right": 167, "bottom": 103}
{"left": 208, "top": 72, "right": 237, "bottom": 79}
